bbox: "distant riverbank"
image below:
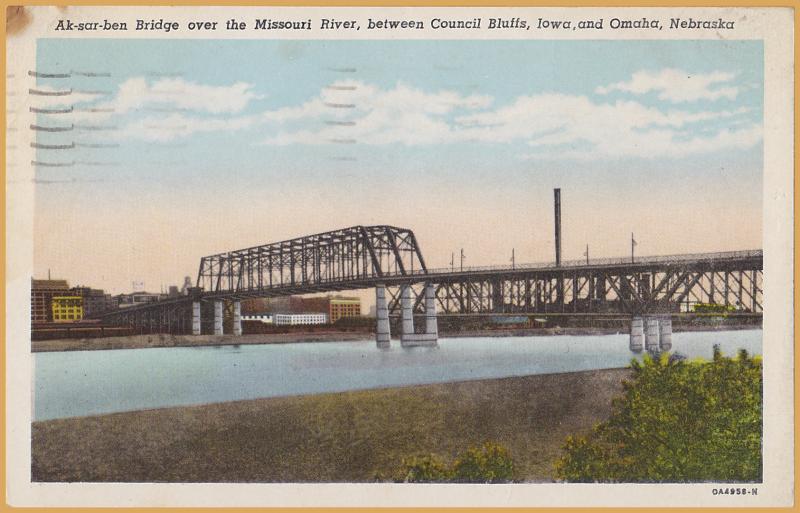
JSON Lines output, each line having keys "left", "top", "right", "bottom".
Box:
{"left": 32, "top": 367, "right": 631, "bottom": 482}
{"left": 31, "top": 324, "right": 762, "bottom": 353}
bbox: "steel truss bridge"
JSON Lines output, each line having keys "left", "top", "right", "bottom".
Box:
{"left": 98, "top": 225, "right": 762, "bottom": 334}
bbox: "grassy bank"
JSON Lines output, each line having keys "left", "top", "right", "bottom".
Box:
{"left": 32, "top": 368, "right": 630, "bottom": 482}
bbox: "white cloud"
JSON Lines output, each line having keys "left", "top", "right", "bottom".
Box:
{"left": 260, "top": 80, "right": 492, "bottom": 147}
{"left": 73, "top": 77, "right": 758, "bottom": 159}
{"left": 28, "top": 85, "right": 106, "bottom": 109}
{"left": 29, "top": 78, "right": 262, "bottom": 129}
{"left": 110, "top": 77, "right": 262, "bottom": 115}
{"left": 596, "top": 68, "right": 738, "bottom": 103}
{"left": 114, "top": 113, "right": 257, "bottom": 142}
{"left": 455, "top": 94, "right": 755, "bottom": 158}
{"left": 257, "top": 82, "right": 759, "bottom": 159}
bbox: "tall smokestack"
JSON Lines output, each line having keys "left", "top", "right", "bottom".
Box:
{"left": 554, "top": 188, "right": 561, "bottom": 267}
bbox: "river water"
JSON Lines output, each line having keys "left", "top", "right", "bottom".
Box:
{"left": 33, "top": 329, "right": 761, "bottom": 421}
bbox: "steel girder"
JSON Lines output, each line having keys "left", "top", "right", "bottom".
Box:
{"left": 392, "top": 265, "right": 763, "bottom": 316}
{"left": 100, "top": 245, "right": 762, "bottom": 325}
{"left": 196, "top": 225, "right": 427, "bottom": 297}
{"left": 101, "top": 297, "right": 195, "bottom": 334}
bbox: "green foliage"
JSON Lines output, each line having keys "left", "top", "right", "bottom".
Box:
{"left": 396, "top": 454, "right": 452, "bottom": 483}
{"left": 555, "top": 346, "right": 762, "bottom": 482}
{"left": 395, "top": 442, "right": 515, "bottom": 483}
{"left": 452, "top": 442, "right": 515, "bottom": 483}
{"left": 693, "top": 303, "right": 737, "bottom": 314}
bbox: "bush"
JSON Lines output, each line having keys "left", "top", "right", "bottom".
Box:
{"left": 452, "top": 442, "right": 515, "bottom": 483}
{"left": 395, "top": 442, "right": 515, "bottom": 483}
{"left": 555, "top": 345, "right": 762, "bottom": 482}
{"left": 396, "top": 454, "right": 452, "bottom": 483}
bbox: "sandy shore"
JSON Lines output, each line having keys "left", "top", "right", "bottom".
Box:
{"left": 31, "top": 331, "right": 373, "bottom": 352}
{"left": 30, "top": 324, "right": 760, "bottom": 353}
{"left": 32, "top": 368, "right": 631, "bottom": 482}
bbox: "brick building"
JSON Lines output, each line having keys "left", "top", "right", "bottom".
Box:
{"left": 241, "top": 295, "right": 361, "bottom": 324}
{"left": 71, "top": 287, "right": 116, "bottom": 317}
{"left": 31, "top": 279, "right": 69, "bottom": 323}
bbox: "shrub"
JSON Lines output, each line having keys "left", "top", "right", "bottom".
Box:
{"left": 395, "top": 442, "right": 514, "bottom": 483}
{"left": 396, "top": 454, "right": 452, "bottom": 483}
{"left": 555, "top": 346, "right": 762, "bottom": 482}
{"left": 452, "top": 442, "right": 515, "bottom": 483}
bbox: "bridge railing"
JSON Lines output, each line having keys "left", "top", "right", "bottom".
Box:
{"left": 418, "top": 249, "right": 763, "bottom": 276}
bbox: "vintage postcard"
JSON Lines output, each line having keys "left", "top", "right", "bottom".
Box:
{"left": 5, "top": 4, "right": 794, "bottom": 508}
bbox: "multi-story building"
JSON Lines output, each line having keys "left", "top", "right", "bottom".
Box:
{"left": 273, "top": 313, "right": 328, "bottom": 326}
{"left": 51, "top": 296, "right": 83, "bottom": 322}
{"left": 31, "top": 279, "right": 70, "bottom": 323}
{"left": 329, "top": 297, "right": 361, "bottom": 323}
{"left": 71, "top": 287, "right": 116, "bottom": 317}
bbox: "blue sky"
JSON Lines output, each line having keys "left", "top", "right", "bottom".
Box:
{"left": 32, "top": 39, "right": 763, "bottom": 293}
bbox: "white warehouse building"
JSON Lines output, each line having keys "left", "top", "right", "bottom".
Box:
{"left": 241, "top": 313, "right": 274, "bottom": 324}
{"left": 273, "top": 313, "right": 328, "bottom": 326}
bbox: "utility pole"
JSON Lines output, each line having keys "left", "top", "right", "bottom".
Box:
{"left": 584, "top": 244, "right": 589, "bottom": 265}
{"left": 460, "top": 248, "right": 465, "bottom": 272}
{"left": 631, "top": 233, "right": 637, "bottom": 263}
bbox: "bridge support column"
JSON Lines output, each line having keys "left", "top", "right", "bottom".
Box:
{"left": 659, "top": 316, "right": 672, "bottom": 351}
{"left": 213, "top": 300, "right": 223, "bottom": 336}
{"left": 425, "top": 283, "right": 438, "bottom": 338}
{"left": 629, "top": 316, "right": 643, "bottom": 353}
{"left": 400, "top": 285, "right": 415, "bottom": 336}
{"left": 232, "top": 300, "right": 242, "bottom": 336}
{"left": 645, "top": 316, "right": 660, "bottom": 353}
{"left": 192, "top": 301, "right": 201, "bottom": 335}
{"left": 401, "top": 284, "right": 438, "bottom": 348}
{"left": 375, "top": 285, "right": 391, "bottom": 348}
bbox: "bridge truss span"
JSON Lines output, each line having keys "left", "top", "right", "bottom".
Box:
{"left": 389, "top": 250, "right": 763, "bottom": 316}
{"left": 196, "top": 225, "right": 428, "bottom": 297}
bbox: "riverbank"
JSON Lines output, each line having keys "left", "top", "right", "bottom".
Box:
{"left": 32, "top": 367, "right": 630, "bottom": 482}
{"left": 30, "top": 324, "right": 761, "bottom": 353}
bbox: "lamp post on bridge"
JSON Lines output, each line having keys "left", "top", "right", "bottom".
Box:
{"left": 631, "top": 233, "right": 637, "bottom": 263}
{"left": 460, "top": 248, "right": 465, "bottom": 272}
{"left": 511, "top": 248, "right": 515, "bottom": 269}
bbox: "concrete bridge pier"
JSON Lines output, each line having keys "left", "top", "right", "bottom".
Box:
{"left": 400, "top": 283, "right": 438, "bottom": 348}
{"left": 192, "top": 301, "right": 201, "bottom": 335}
{"left": 400, "top": 285, "right": 415, "bottom": 337}
{"left": 424, "top": 283, "right": 438, "bottom": 338}
{"left": 375, "top": 284, "right": 391, "bottom": 348}
{"left": 645, "top": 316, "right": 660, "bottom": 353}
{"left": 659, "top": 316, "right": 673, "bottom": 351}
{"left": 232, "top": 300, "right": 242, "bottom": 336}
{"left": 629, "top": 316, "right": 644, "bottom": 352}
{"left": 213, "top": 300, "right": 223, "bottom": 336}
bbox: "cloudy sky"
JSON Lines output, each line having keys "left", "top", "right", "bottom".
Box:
{"left": 31, "top": 39, "right": 763, "bottom": 294}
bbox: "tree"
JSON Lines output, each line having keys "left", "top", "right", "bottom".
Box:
{"left": 555, "top": 346, "right": 762, "bottom": 482}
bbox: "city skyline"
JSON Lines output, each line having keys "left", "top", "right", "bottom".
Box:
{"left": 32, "top": 39, "right": 763, "bottom": 295}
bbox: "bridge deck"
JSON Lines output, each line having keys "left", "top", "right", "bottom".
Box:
{"left": 98, "top": 249, "right": 762, "bottom": 319}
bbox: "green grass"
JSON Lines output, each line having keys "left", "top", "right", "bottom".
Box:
{"left": 32, "top": 368, "right": 629, "bottom": 482}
